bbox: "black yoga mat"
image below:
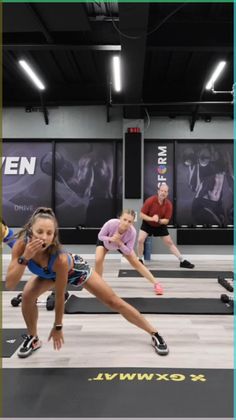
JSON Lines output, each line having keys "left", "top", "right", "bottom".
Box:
{"left": 2, "top": 328, "right": 27, "bottom": 358}
{"left": 3, "top": 367, "right": 233, "bottom": 418}
{"left": 65, "top": 295, "right": 233, "bottom": 315}
{"left": 119, "top": 269, "right": 234, "bottom": 278}
{"left": 1, "top": 281, "right": 79, "bottom": 292}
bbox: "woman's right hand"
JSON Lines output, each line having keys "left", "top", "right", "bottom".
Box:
{"left": 23, "top": 238, "right": 44, "bottom": 260}
{"left": 48, "top": 328, "right": 64, "bottom": 350}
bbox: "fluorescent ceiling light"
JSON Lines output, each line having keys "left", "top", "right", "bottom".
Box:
{"left": 112, "top": 56, "right": 121, "bottom": 92}
{"left": 205, "top": 61, "right": 226, "bottom": 90}
{"left": 19, "top": 60, "right": 45, "bottom": 90}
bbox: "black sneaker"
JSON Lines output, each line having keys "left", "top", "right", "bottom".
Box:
{"left": 139, "top": 258, "right": 145, "bottom": 265}
{"left": 152, "top": 333, "right": 169, "bottom": 355}
{"left": 17, "top": 334, "right": 42, "bottom": 358}
{"left": 180, "top": 260, "right": 195, "bottom": 269}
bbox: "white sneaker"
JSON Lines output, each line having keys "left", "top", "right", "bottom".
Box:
{"left": 17, "top": 334, "right": 42, "bottom": 358}
{"left": 152, "top": 333, "right": 169, "bottom": 355}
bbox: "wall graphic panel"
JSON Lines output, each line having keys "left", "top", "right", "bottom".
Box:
{"left": 2, "top": 142, "right": 52, "bottom": 226}
{"left": 144, "top": 142, "right": 174, "bottom": 221}
{"left": 55, "top": 142, "right": 122, "bottom": 227}
{"left": 176, "top": 142, "right": 234, "bottom": 226}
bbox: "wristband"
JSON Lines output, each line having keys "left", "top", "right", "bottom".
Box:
{"left": 54, "top": 324, "right": 63, "bottom": 331}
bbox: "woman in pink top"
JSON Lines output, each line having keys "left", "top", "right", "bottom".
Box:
{"left": 95, "top": 209, "right": 163, "bottom": 295}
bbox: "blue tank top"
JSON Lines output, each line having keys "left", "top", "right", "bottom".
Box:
{"left": 27, "top": 252, "right": 71, "bottom": 279}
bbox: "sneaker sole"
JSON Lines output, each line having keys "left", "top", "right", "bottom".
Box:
{"left": 18, "top": 349, "right": 34, "bottom": 358}
{"left": 180, "top": 266, "right": 195, "bottom": 269}
{"left": 153, "top": 345, "right": 169, "bottom": 356}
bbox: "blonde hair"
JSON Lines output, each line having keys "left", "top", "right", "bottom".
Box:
{"left": 15, "top": 207, "right": 61, "bottom": 255}
{"left": 120, "top": 209, "right": 136, "bottom": 219}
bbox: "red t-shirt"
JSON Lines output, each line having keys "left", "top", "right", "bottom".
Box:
{"left": 141, "top": 195, "right": 173, "bottom": 227}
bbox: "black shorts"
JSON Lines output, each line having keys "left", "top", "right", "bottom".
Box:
{"left": 96, "top": 239, "right": 123, "bottom": 254}
{"left": 140, "top": 220, "right": 169, "bottom": 237}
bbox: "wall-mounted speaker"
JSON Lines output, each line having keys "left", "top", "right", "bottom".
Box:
{"left": 125, "top": 132, "right": 141, "bottom": 198}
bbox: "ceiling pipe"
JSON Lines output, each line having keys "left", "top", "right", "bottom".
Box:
{"left": 110, "top": 101, "right": 232, "bottom": 106}
{"left": 2, "top": 44, "right": 121, "bottom": 51}
{"left": 2, "top": 44, "right": 232, "bottom": 53}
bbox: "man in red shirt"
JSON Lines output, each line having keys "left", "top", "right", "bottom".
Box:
{"left": 137, "top": 183, "right": 194, "bottom": 269}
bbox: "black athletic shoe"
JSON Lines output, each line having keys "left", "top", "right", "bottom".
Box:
{"left": 152, "top": 333, "right": 169, "bottom": 355}
{"left": 17, "top": 334, "right": 41, "bottom": 358}
{"left": 139, "top": 258, "right": 145, "bottom": 265}
{"left": 180, "top": 260, "right": 195, "bottom": 269}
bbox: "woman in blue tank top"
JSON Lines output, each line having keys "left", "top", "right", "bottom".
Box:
{"left": 5, "top": 207, "right": 169, "bottom": 358}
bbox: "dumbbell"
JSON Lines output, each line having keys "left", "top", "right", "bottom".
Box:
{"left": 220, "top": 294, "right": 234, "bottom": 307}
{"left": 218, "top": 276, "right": 234, "bottom": 292}
{"left": 11, "top": 293, "right": 22, "bottom": 307}
{"left": 46, "top": 291, "right": 70, "bottom": 311}
{"left": 11, "top": 293, "right": 41, "bottom": 308}
{"left": 11, "top": 291, "right": 70, "bottom": 310}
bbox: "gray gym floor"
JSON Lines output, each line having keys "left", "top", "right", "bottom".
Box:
{"left": 2, "top": 255, "right": 233, "bottom": 418}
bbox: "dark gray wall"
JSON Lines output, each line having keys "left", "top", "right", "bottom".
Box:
{"left": 3, "top": 106, "right": 233, "bottom": 257}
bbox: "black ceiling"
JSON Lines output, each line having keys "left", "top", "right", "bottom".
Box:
{"left": 3, "top": 2, "right": 233, "bottom": 123}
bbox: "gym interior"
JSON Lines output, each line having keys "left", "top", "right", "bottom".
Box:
{"left": 2, "top": 2, "right": 234, "bottom": 420}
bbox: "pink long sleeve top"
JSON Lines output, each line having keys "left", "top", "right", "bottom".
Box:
{"left": 98, "top": 219, "right": 136, "bottom": 255}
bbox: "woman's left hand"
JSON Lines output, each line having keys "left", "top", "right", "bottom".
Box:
{"left": 48, "top": 328, "right": 64, "bottom": 350}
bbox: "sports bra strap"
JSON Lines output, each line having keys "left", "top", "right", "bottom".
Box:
{"left": 47, "top": 250, "right": 70, "bottom": 271}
